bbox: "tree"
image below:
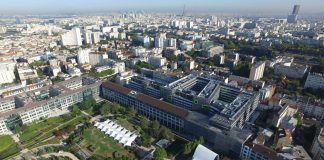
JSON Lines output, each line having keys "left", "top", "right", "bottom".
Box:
{"left": 151, "top": 120, "right": 161, "bottom": 138}
{"left": 170, "top": 54, "right": 177, "bottom": 61}
{"left": 141, "top": 133, "right": 151, "bottom": 147}
{"left": 182, "top": 137, "right": 204, "bottom": 155}
{"left": 100, "top": 103, "right": 110, "bottom": 116}
{"left": 71, "top": 105, "right": 81, "bottom": 117}
{"left": 159, "top": 126, "right": 174, "bottom": 140}
{"left": 139, "top": 116, "right": 150, "bottom": 130}
{"left": 81, "top": 97, "right": 96, "bottom": 110}
{"left": 153, "top": 148, "right": 167, "bottom": 160}
{"left": 110, "top": 102, "right": 122, "bottom": 114}
{"left": 183, "top": 143, "right": 192, "bottom": 155}
{"left": 197, "top": 136, "right": 204, "bottom": 145}
{"left": 206, "top": 58, "right": 214, "bottom": 66}
{"left": 127, "top": 107, "right": 137, "bottom": 117}
{"left": 233, "top": 62, "right": 252, "bottom": 78}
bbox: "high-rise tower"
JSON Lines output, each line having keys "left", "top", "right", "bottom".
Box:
{"left": 287, "top": 5, "right": 301, "bottom": 23}
{"left": 292, "top": 5, "right": 300, "bottom": 15}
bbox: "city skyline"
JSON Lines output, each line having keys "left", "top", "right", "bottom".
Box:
{"left": 0, "top": 0, "right": 323, "bottom": 15}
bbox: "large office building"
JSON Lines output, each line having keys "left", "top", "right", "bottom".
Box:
{"left": 101, "top": 75, "right": 254, "bottom": 157}
{"left": 61, "top": 28, "right": 82, "bottom": 46}
{"left": 162, "top": 74, "right": 260, "bottom": 129}
{"left": 101, "top": 81, "right": 188, "bottom": 131}
{"left": 0, "top": 76, "right": 101, "bottom": 135}
{"left": 304, "top": 72, "right": 324, "bottom": 89}
{"left": 249, "top": 61, "right": 265, "bottom": 80}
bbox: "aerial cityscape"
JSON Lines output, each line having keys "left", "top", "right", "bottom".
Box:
{"left": 0, "top": 0, "right": 324, "bottom": 160}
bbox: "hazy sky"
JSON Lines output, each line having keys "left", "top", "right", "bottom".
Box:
{"left": 0, "top": 0, "right": 323, "bottom": 15}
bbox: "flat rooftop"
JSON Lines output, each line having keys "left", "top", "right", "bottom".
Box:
{"left": 166, "top": 74, "right": 255, "bottom": 118}
{"left": 102, "top": 81, "right": 189, "bottom": 118}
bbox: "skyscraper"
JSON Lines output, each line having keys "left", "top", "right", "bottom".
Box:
{"left": 287, "top": 5, "right": 301, "bottom": 23}
{"left": 292, "top": 5, "right": 300, "bottom": 15}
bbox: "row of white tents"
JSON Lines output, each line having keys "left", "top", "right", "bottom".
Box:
{"left": 94, "top": 119, "right": 138, "bottom": 147}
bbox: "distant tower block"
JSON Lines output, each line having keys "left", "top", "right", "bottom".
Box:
{"left": 292, "top": 5, "right": 300, "bottom": 14}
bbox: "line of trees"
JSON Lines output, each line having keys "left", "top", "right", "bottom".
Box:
{"left": 183, "top": 136, "right": 204, "bottom": 155}
{"left": 139, "top": 116, "right": 174, "bottom": 147}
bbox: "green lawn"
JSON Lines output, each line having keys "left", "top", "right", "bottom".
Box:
{"left": 0, "top": 135, "right": 15, "bottom": 152}
{"left": 79, "top": 126, "right": 134, "bottom": 159}
{"left": 19, "top": 116, "right": 69, "bottom": 143}
{"left": 18, "top": 114, "right": 88, "bottom": 149}
{"left": 0, "top": 135, "right": 20, "bottom": 159}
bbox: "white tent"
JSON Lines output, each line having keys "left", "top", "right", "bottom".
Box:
{"left": 93, "top": 120, "right": 138, "bottom": 147}
{"left": 123, "top": 134, "right": 137, "bottom": 146}
{"left": 103, "top": 120, "right": 111, "bottom": 124}
{"left": 192, "top": 144, "right": 219, "bottom": 160}
{"left": 98, "top": 123, "right": 105, "bottom": 129}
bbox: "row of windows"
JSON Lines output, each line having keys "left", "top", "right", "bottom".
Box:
{"left": 102, "top": 88, "right": 184, "bottom": 131}
{"left": 0, "top": 101, "right": 15, "bottom": 113}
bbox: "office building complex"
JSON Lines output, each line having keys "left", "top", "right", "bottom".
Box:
{"left": 101, "top": 78, "right": 253, "bottom": 157}
{"left": 0, "top": 76, "right": 101, "bottom": 135}
{"left": 162, "top": 74, "right": 260, "bottom": 129}
{"left": 61, "top": 28, "right": 82, "bottom": 46}
{"left": 126, "top": 74, "right": 170, "bottom": 99}
{"left": 249, "top": 61, "right": 265, "bottom": 80}
{"left": 304, "top": 72, "right": 324, "bottom": 89}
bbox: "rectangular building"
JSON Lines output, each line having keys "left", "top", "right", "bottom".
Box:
{"left": 0, "top": 76, "right": 101, "bottom": 135}
{"left": 101, "top": 81, "right": 188, "bottom": 131}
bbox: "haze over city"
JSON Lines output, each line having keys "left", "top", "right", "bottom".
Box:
{"left": 0, "top": 0, "right": 323, "bottom": 15}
